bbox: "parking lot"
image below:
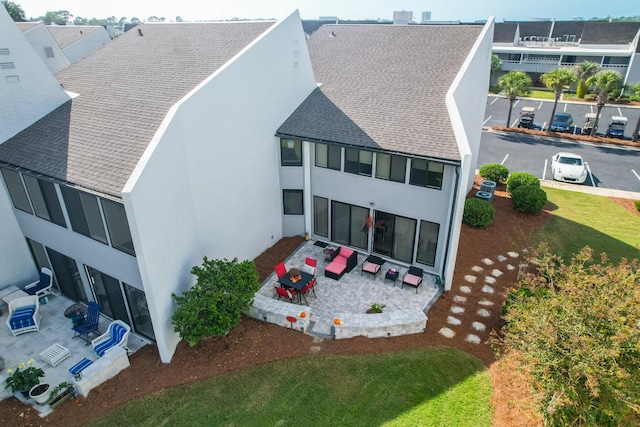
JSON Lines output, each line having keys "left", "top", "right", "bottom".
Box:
{"left": 484, "top": 95, "right": 640, "bottom": 139}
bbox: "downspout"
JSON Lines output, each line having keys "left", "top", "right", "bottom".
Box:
{"left": 441, "top": 165, "right": 461, "bottom": 294}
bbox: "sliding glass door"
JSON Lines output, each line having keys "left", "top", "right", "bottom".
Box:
{"left": 85, "top": 265, "right": 128, "bottom": 322}
{"left": 331, "top": 201, "right": 368, "bottom": 250}
{"left": 372, "top": 211, "right": 416, "bottom": 263}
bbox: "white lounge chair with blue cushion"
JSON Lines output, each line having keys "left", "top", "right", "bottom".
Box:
{"left": 92, "top": 320, "right": 131, "bottom": 357}
{"left": 6, "top": 295, "right": 41, "bottom": 336}
{"left": 24, "top": 267, "right": 53, "bottom": 299}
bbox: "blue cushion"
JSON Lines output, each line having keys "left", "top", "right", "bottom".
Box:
{"left": 94, "top": 338, "right": 117, "bottom": 356}
{"left": 69, "top": 358, "right": 93, "bottom": 375}
{"left": 25, "top": 273, "right": 49, "bottom": 295}
{"left": 10, "top": 313, "right": 35, "bottom": 329}
{"left": 13, "top": 306, "right": 35, "bottom": 316}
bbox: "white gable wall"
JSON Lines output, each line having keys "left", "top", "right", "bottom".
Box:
{"left": 123, "top": 10, "right": 317, "bottom": 362}
{"left": 0, "top": 7, "right": 69, "bottom": 143}
{"left": 63, "top": 27, "right": 111, "bottom": 64}
{"left": 20, "top": 24, "right": 70, "bottom": 74}
{"left": 444, "top": 17, "right": 494, "bottom": 291}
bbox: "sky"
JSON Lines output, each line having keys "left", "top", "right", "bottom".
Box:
{"left": 11, "top": 0, "right": 640, "bottom": 23}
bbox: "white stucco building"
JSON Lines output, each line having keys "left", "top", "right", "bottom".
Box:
{"left": 0, "top": 4, "right": 493, "bottom": 362}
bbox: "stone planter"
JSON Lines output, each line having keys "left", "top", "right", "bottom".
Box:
{"left": 29, "top": 383, "right": 51, "bottom": 405}
{"left": 49, "top": 387, "right": 74, "bottom": 409}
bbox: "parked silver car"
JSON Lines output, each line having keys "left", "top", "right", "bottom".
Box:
{"left": 551, "top": 152, "right": 587, "bottom": 184}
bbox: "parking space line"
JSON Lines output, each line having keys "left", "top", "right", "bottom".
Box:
{"left": 618, "top": 107, "right": 623, "bottom": 116}
{"left": 501, "top": 154, "right": 509, "bottom": 165}
{"left": 590, "top": 105, "right": 593, "bottom": 113}
{"left": 542, "top": 121, "right": 547, "bottom": 131}
{"left": 563, "top": 103, "right": 568, "bottom": 112}
{"left": 490, "top": 97, "right": 499, "bottom": 105}
{"left": 510, "top": 118, "right": 519, "bottom": 128}
{"left": 483, "top": 116, "right": 492, "bottom": 125}
{"left": 632, "top": 169, "right": 640, "bottom": 182}
{"left": 514, "top": 99, "right": 520, "bottom": 107}
{"left": 542, "top": 159, "right": 548, "bottom": 180}
{"left": 586, "top": 163, "right": 595, "bottom": 187}
{"left": 538, "top": 101, "right": 543, "bottom": 109}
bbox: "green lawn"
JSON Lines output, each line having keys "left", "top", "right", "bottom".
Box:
{"left": 533, "top": 187, "right": 640, "bottom": 262}
{"left": 527, "top": 89, "right": 555, "bottom": 99}
{"left": 89, "top": 347, "right": 492, "bottom": 427}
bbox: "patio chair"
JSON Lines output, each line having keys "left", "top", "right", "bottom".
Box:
{"left": 274, "top": 262, "right": 287, "bottom": 280}
{"left": 303, "top": 257, "right": 317, "bottom": 275}
{"left": 6, "top": 295, "right": 41, "bottom": 336}
{"left": 401, "top": 266, "right": 424, "bottom": 294}
{"left": 275, "top": 286, "right": 298, "bottom": 303}
{"left": 73, "top": 302, "right": 101, "bottom": 344}
{"left": 306, "top": 277, "right": 317, "bottom": 298}
{"left": 361, "top": 255, "right": 385, "bottom": 280}
{"left": 24, "top": 267, "right": 53, "bottom": 298}
{"left": 92, "top": 319, "right": 131, "bottom": 357}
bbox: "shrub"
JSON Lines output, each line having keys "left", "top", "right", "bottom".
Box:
{"left": 506, "top": 171, "right": 540, "bottom": 193}
{"left": 463, "top": 198, "right": 495, "bottom": 228}
{"left": 511, "top": 185, "right": 547, "bottom": 213}
{"left": 635, "top": 200, "right": 640, "bottom": 212}
{"left": 479, "top": 163, "right": 509, "bottom": 183}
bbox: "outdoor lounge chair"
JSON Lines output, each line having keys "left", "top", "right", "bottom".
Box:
{"left": 73, "top": 302, "right": 100, "bottom": 344}
{"left": 325, "top": 246, "right": 357, "bottom": 280}
{"left": 92, "top": 320, "right": 131, "bottom": 357}
{"left": 24, "top": 267, "right": 53, "bottom": 298}
{"left": 402, "top": 266, "right": 424, "bottom": 294}
{"left": 361, "top": 255, "right": 385, "bottom": 280}
{"left": 6, "top": 295, "right": 41, "bottom": 336}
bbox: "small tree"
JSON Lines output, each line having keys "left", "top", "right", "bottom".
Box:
{"left": 573, "top": 61, "right": 599, "bottom": 98}
{"left": 541, "top": 68, "right": 576, "bottom": 133}
{"left": 1, "top": 0, "right": 25, "bottom": 21}
{"left": 172, "top": 257, "right": 260, "bottom": 346}
{"left": 586, "top": 70, "right": 624, "bottom": 136}
{"left": 490, "top": 54, "right": 502, "bottom": 87}
{"left": 497, "top": 71, "right": 532, "bottom": 127}
{"left": 496, "top": 245, "right": 640, "bottom": 426}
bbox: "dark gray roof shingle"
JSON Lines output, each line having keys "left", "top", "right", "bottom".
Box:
{"left": 493, "top": 22, "right": 517, "bottom": 43}
{"left": 580, "top": 21, "right": 640, "bottom": 45}
{"left": 0, "top": 21, "right": 274, "bottom": 197}
{"left": 277, "top": 24, "right": 483, "bottom": 161}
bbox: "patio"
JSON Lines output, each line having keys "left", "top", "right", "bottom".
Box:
{"left": 0, "top": 293, "right": 148, "bottom": 416}
{"left": 253, "top": 240, "right": 442, "bottom": 338}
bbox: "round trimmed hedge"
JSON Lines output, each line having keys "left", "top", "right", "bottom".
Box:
{"left": 479, "top": 163, "right": 509, "bottom": 183}
{"left": 511, "top": 185, "right": 547, "bottom": 213}
{"left": 635, "top": 200, "right": 640, "bottom": 212}
{"left": 506, "top": 171, "right": 540, "bottom": 194}
{"left": 463, "top": 198, "right": 495, "bottom": 228}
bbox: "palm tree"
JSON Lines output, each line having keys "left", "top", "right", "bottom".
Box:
{"left": 490, "top": 54, "right": 502, "bottom": 87}
{"left": 541, "top": 68, "right": 576, "bottom": 133}
{"left": 633, "top": 83, "right": 640, "bottom": 142}
{"left": 573, "top": 61, "right": 599, "bottom": 98}
{"left": 585, "top": 70, "right": 624, "bottom": 136}
{"left": 497, "top": 71, "right": 532, "bottom": 127}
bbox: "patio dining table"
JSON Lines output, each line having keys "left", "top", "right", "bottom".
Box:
{"left": 279, "top": 270, "right": 314, "bottom": 305}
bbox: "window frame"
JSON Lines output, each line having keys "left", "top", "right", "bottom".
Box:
{"left": 283, "top": 189, "right": 304, "bottom": 215}
{"left": 280, "top": 138, "right": 302, "bottom": 167}
{"left": 409, "top": 159, "right": 444, "bottom": 190}
{"left": 0, "top": 167, "right": 33, "bottom": 214}
{"left": 100, "top": 198, "right": 136, "bottom": 256}
{"left": 315, "top": 143, "right": 341, "bottom": 171}
{"left": 344, "top": 148, "right": 373, "bottom": 177}
{"left": 375, "top": 153, "right": 407, "bottom": 183}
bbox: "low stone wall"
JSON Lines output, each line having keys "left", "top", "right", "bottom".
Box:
{"left": 250, "top": 294, "right": 311, "bottom": 332}
{"left": 72, "top": 346, "right": 130, "bottom": 397}
{"left": 333, "top": 308, "right": 427, "bottom": 339}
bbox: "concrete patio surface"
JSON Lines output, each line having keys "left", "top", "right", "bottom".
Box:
{"left": 256, "top": 240, "right": 441, "bottom": 337}
{"left": 0, "top": 293, "right": 148, "bottom": 416}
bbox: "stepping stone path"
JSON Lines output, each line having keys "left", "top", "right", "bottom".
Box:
{"left": 435, "top": 252, "right": 518, "bottom": 345}
{"left": 439, "top": 327, "right": 455, "bottom": 338}
{"left": 447, "top": 316, "right": 462, "bottom": 325}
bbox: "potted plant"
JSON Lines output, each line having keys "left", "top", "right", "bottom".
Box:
{"left": 29, "top": 382, "right": 51, "bottom": 404}
{"left": 4, "top": 359, "right": 45, "bottom": 398}
{"left": 48, "top": 381, "right": 74, "bottom": 409}
{"left": 366, "top": 303, "right": 386, "bottom": 314}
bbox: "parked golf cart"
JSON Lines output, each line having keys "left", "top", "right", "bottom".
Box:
{"left": 606, "top": 116, "right": 627, "bottom": 139}
{"left": 581, "top": 112, "right": 598, "bottom": 135}
{"left": 518, "top": 107, "right": 535, "bottom": 129}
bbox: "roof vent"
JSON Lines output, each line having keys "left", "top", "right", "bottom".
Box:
{"left": 138, "top": 28, "right": 143, "bottom": 37}
{"left": 330, "top": 31, "right": 336, "bottom": 37}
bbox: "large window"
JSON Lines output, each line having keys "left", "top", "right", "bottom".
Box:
{"left": 313, "top": 196, "right": 328, "bottom": 237}
{"left": 85, "top": 265, "right": 128, "bottom": 322}
{"left": 26, "top": 238, "right": 59, "bottom": 292}
{"left": 61, "top": 187, "right": 108, "bottom": 244}
{"left": 283, "top": 190, "right": 303, "bottom": 215}
{"left": 23, "top": 175, "right": 66, "bottom": 227}
{"left": 331, "top": 201, "right": 368, "bottom": 250}
{"left": 101, "top": 199, "right": 135, "bottom": 255}
{"left": 46, "top": 247, "right": 88, "bottom": 303}
{"left": 344, "top": 148, "right": 373, "bottom": 176}
{"left": 280, "top": 138, "right": 302, "bottom": 166}
{"left": 124, "top": 283, "right": 155, "bottom": 341}
{"left": 409, "top": 159, "right": 444, "bottom": 190}
{"left": 1, "top": 168, "right": 32, "bottom": 213}
{"left": 372, "top": 211, "right": 416, "bottom": 263}
{"left": 416, "top": 221, "right": 440, "bottom": 266}
{"left": 315, "top": 143, "right": 341, "bottom": 170}
{"left": 375, "top": 153, "right": 406, "bottom": 183}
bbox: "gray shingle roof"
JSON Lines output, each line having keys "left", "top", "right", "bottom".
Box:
{"left": 46, "top": 25, "right": 103, "bottom": 48}
{"left": 580, "top": 21, "right": 640, "bottom": 45}
{"left": 493, "top": 22, "right": 517, "bottom": 43}
{"left": 277, "top": 24, "right": 483, "bottom": 161}
{"left": 0, "top": 21, "right": 274, "bottom": 197}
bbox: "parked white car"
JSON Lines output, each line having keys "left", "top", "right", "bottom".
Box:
{"left": 551, "top": 152, "right": 587, "bottom": 184}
